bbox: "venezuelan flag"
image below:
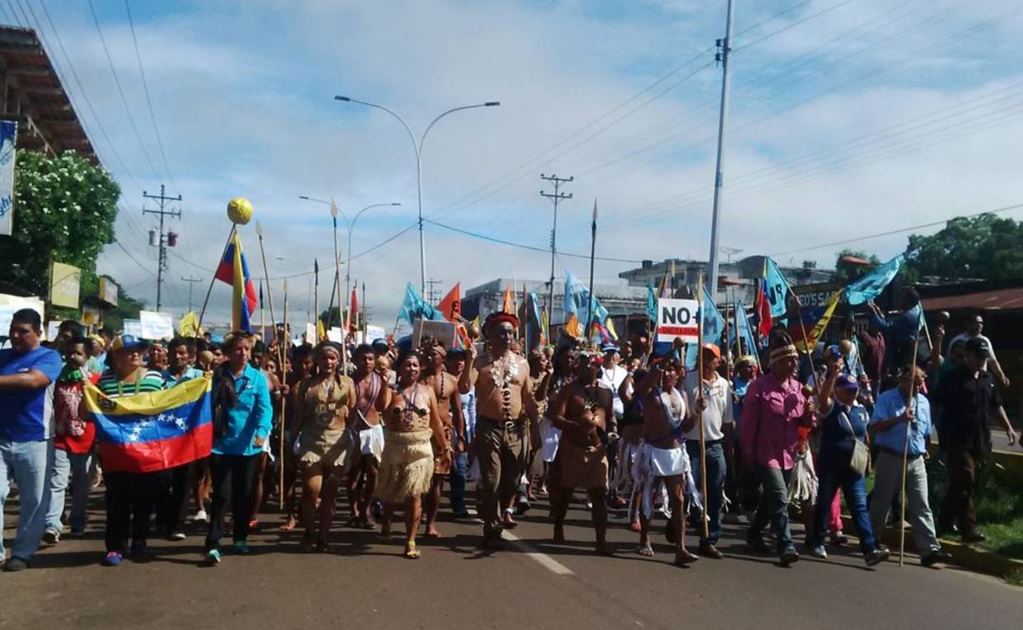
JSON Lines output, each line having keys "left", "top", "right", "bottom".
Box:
{"left": 214, "top": 231, "right": 259, "bottom": 332}
{"left": 83, "top": 376, "right": 213, "bottom": 474}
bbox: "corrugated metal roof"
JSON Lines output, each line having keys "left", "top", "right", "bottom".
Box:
{"left": 922, "top": 287, "right": 1023, "bottom": 311}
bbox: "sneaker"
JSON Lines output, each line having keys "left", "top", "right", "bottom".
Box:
{"left": 168, "top": 531, "right": 186, "bottom": 541}
{"left": 865, "top": 547, "right": 891, "bottom": 567}
{"left": 102, "top": 551, "right": 124, "bottom": 567}
{"left": 809, "top": 544, "right": 828, "bottom": 559}
{"left": 204, "top": 549, "right": 221, "bottom": 565}
{"left": 780, "top": 546, "right": 800, "bottom": 565}
{"left": 43, "top": 527, "right": 61, "bottom": 545}
{"left": 698, "top": 543, "right": 723, "bottom": 559}
{"left": 2, "top": 557, "right": 29, "bottom": 572}
{"left": 232, "top": 539, "right": 249, "bottom": 554}
{"left": 192, "top": 510, "right": 208, "bottom": 524}
{"left": 921, "top": 549, "right": 953, "bottom": 567}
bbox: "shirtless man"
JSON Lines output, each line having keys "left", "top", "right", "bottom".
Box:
{"left": 459, "top": 312, "right": 538, "bottom": 547}
{"left": 347, "top": 344, "right": 391, "bottom": 529}
{"left": 633, "top": 356, "right": 699, "bottom": 565}
{"left": 548, "top": 351, "right": 612, "bottom": 554}
{"left": 420, "top": 340, "right": 464, "bottom": 537}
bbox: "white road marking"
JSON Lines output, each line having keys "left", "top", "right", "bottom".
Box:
{"left": 503, "top": 532, "right": 575, "bottom": 576}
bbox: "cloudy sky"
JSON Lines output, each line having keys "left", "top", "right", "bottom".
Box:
{"left": 13, "top": 0, "right": 1023, "bottom": 327}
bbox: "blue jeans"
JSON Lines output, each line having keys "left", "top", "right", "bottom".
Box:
{"left": 46, "top": 449, "right": 93, "bottom": 532}
{"left": 0, "top": 439, "right": 54, "bottom": 561}
{"left": 686, "top": 441, "right": 726, "bottom": 545}
{"left": 812, "top": 450, "right": 877, "bottom": 554}
{"left": 450, "top": 451, "right": 469, "bottom": 515}
{"left": 750, "top": 466, "right": 793, "bottom": 553}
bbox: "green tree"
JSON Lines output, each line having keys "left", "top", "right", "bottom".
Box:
{"left": 0, "top": 150, "right": 120, "bottom": 298}
{"left": 834, "top": 249, "right": 880, "bottom": 283}
{"left": 906, "top": 213, "right": 1023, "bottom": 281}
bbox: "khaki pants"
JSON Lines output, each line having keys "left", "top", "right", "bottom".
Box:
{"left": 474, "top": 417, "right": 524, "bottom": 537}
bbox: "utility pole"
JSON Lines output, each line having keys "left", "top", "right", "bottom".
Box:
{"left": 181, "top": 275, "right": 203, "bottom": 312}
{"left": 540, "top": 173, "right": 573, "bottom": 336}
{"left": 706, "top": 0, "right": 735, "bottom": 301}
{"left": 425, "top": 278, "right": 443, "bottom": 306}
{"left": 143, "top": 184, "right": 182, "bottom": 311}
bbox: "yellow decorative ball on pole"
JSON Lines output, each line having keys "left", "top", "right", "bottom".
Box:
{"left": 227, "top": 197, "right": 254, "bottom": 225}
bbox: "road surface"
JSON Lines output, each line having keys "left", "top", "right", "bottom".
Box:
{"left": 3, "top": 489, "right": 1021, "bottom": 629}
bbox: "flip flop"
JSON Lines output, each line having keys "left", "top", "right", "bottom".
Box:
{"left": 637, "top": 544, "right": 655, "bottom": 557}
{"left": 404, "top": 542, "right": 421, "bottom": 559}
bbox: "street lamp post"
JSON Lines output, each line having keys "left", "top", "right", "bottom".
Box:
{"left": 333, "top": 95, "right": 500, "bottom": 294}
{"left": 298, "top": 196, "right": 400, "bottom": 327}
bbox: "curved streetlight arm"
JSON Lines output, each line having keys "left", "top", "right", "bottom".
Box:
{"left": 419, "top": 102, "right": 501, "bottom": 155}
{"left": 347, "top": 201, "right": 402, "bottom": 234}
{"left": 335, "top": 96, "right": 419, "bottom": 158}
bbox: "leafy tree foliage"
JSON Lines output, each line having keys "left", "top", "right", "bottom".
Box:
{"left": 0, "top": 150, "right": 120, "bottom": 298}
{"left": 906, "top": 213, "right": 1023, "bottom": 281}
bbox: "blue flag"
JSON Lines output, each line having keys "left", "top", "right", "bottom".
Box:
{"left": 646, "top": 282, "right": 657, "bottom": 324}
{"left": 764, "top": 257, "right": 791, "bottom": 318}
{"left": 846, "top": 255, "right": 904, "bottom": 305}
{"left": 734, "top": 301, "right": 758, "bottom": 357}
{"left": 398, "top": 282, "right": 443, "bottom": 324}
{"left": 564, "top": 271, "right": 608, "bottom": 325}
{"left": 686, "top": 287, "right": 725, "bottom": 370}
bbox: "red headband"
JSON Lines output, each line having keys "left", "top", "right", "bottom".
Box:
{"left": 483, "top": 311, "right": 519, "bottom": 336}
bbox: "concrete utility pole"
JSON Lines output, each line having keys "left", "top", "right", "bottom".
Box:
{"left": 181, "top": 275, "right": 203, "bottom": 312}
{"left": 540, "top": 173, "right": 573, "bottom": 335}
{"left": 143, "top": 184, "right": 182, "bottom": 311}
{"left": 706, "top": 0, "right": 736, "bottom": 300}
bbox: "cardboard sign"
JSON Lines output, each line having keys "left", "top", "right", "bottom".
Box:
{"left": 413, "top": 319, "right": 458, "bottom": 349}
{"left": 139, "top": 311, "right": 174, "bottom": 340}
{"left": 656, "top": 298, "right": 699, "bottom": 344}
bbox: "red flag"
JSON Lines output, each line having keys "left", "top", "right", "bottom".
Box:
{"left": 755, "top": 278, "right": 773, "bottom": 338}
{"left": 348, "top": 288, "right": 359, "bottom": 331}
{"left": 437, "top": 283, "right": 461, "bottom": 322}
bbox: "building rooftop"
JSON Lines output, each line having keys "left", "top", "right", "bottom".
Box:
{"left": 0, "top": 26, "right": 97, "bottom": 162}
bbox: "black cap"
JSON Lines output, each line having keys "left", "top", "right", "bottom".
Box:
{"left": 965, "top": 336, "right": 991, "bottom": 358}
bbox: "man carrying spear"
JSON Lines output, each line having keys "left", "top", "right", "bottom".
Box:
{"left": 682, "top": 343, "right": 734, "bottom": 559}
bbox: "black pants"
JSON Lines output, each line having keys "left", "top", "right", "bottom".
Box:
{"left": 105, "top": 470, "right": 169, "bottom": 553}
{"left": 205, "top": 454, "right": 259, "bottom": 552}
{"left": 157, "top": 463, "right": 193, "bottom": 534}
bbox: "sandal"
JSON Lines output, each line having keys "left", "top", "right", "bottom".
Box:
{"left": 674, "top": 549, "right": 699, "bottom": 566}
{"left": 637, "top": 544, "right": 655, "bottom": 557}
{"left": 404, "top": 542, "right": 421, "bottom": 559}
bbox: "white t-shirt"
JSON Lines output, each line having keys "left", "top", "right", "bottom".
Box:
{"left": 599, "top": 364, "right": 629, "bottom": 418}
{"left": 682, "top": 372, "right": 734, "bottom": 442}
{"left": 948, "top": 332, "right": 997, "bottom": 360}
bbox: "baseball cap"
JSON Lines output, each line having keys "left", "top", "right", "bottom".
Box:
{"left": 964, "top": 336, "right": 991, "bottom": 358}
{"left": 701, "top": 343, "right": 721, "bottom": 359}
{"left": 601, "top": 343, "right": 620, "bottom": 354}
{"left": 836, "top": 373, "right": 859, "bottom": 390}
{"left": 111, "top": 334, "right": 149, "bottom": 353}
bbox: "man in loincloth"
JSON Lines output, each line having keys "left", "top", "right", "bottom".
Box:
{"left": 632, "top": 356, "right": 699, "bottom": 566}
{"left": 459, "top": 312, "right": 538, "bottom": 548}
{"left": 420, "top": 339, "right": 464, "bottom": 537}
{"left": 346, "top": 344, "right": 391, "bottom": 529}
{"left": 547, "top": 351, "right": 612, "bottom": 555}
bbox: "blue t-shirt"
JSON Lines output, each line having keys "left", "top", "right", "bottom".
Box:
{"left": 0, "top": 346, "right": 63, "bottom": 441}
{"left": 871, "top": 388, "right": 931, "bottom": 457}
{"left": 819, "top": 400, "right": 869, "bottom": 455}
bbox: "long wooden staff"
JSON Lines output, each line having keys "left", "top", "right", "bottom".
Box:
{"left": 697, "top": 272, "right": 709, "bottom": 541}
{"left": 330, "top": 202, "right": 347, "bottom": 374}
{"left": 254, "top": 222, "right": 279, "bottom": 360}
{"left": 196, "top": 225, "right": 237, "bottom": 333}
{"left": 279, "top": 279, "right": 289, "bottom": 510}
{"left": 900, "top": 317, "right": 923, "bottom": 567}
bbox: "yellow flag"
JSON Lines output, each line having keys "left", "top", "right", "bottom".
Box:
{"left": 178, "top": 311, "right": 202, "bottom": 337}
{"left": 803, "top": 290, "right": 843, "bottom": 351}
{"left": 604, "top": 317, "right": 619, "bottom": 341}
{"left": 316, "top": 319, "right": 326, "bottom": 342}
{"left": 565, "top": 313, "right": 581, "bottom": 338}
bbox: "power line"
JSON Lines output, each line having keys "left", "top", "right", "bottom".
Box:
{"left": 85, "top": 0, "right": 162, "bottom": 181}
{"left": 123, "top": 0, "right": 177, "bottom": 194}
{"left": 113, "top": 239, "right": 156, "bottom": 276}
{"left": 769, "top": 202, "right": 1023, "bottom": 256}
{"left": 735, "top": 0, "right": 859, "bottom": 51}
{"left": 423, "top": 218, "right": 643, "bottom": 264}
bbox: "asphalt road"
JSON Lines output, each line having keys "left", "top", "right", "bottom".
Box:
{"left": 3, "top": 489, "right": 1021, "bottom": 630}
